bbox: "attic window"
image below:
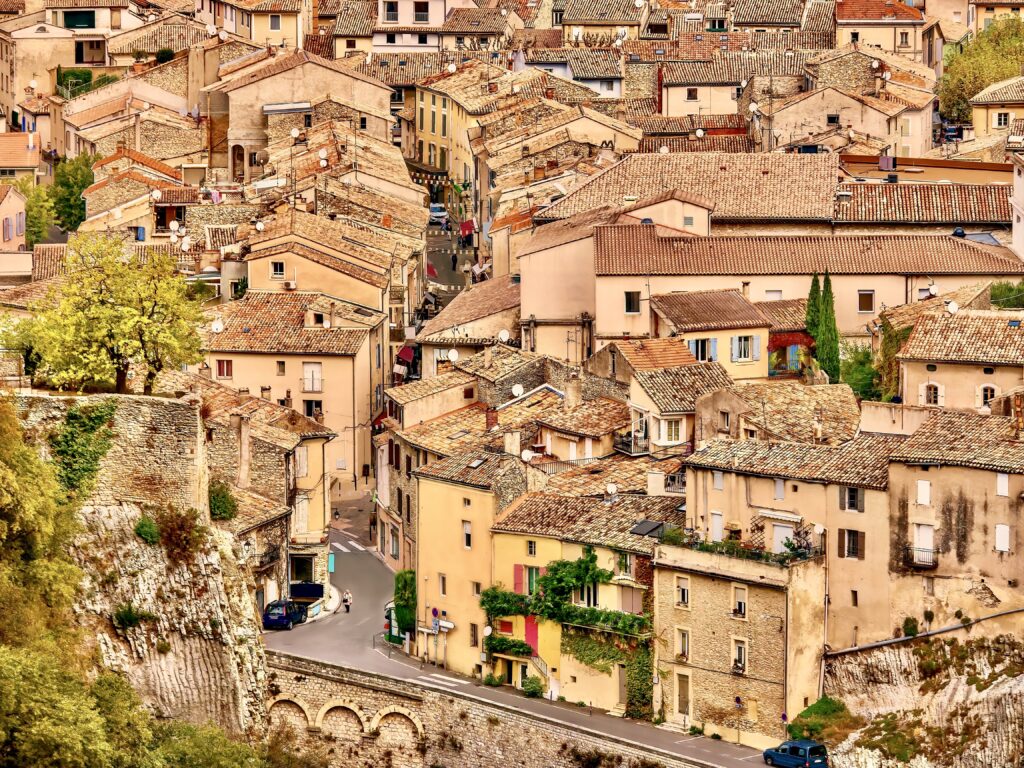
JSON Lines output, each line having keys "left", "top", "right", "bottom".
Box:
{"left": 471, "top": 19, "right": 480, "bottom": 25}
{"left": 695, "top": 34, "right": 703, "bottom": 40}
{"left": 398, "top": 59, "right": 406, "bottom": 65}
{"left": 449, "top": 429, "right": 470, "bottom": 439}
{"left": 354, "top": 307, "right": 374, "bottom": 316}
{"left": 467, "top": 457, "right": 487, "bottom": 469}
{"left": 655, "top": 48, "right": 665, "bottom": 54}
{"left": 629, "top": 53, "right": 639, "bottom": 61}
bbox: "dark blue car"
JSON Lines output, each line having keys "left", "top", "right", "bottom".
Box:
{"left": 763, "top": 740, "right": 828, "bottom": 767}
{"left": 262, "top": 600, "right": 307, "bottom": 631}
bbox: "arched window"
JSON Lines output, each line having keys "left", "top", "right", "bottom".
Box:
{"left": 925, "top": 384, "right": 940, "bottom": 406}
{"left": 982, "top": 386, "right": 996, "bottom": 407}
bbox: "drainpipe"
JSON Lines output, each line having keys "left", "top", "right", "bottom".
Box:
{"left": 818, "top": 528, "right": 829, "bottom": 699}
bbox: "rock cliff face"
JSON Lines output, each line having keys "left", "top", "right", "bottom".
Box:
{"left": 18, "top": 393, "right": 269, "bottom": 735}
{"left": 824, "top": 631, "right": 1024, "bottom": 768}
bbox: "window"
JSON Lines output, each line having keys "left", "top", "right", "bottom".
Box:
{"left": 745, "top": 428, "right": 757, "bottom": 439}
{"left": 346, "top": 38, "right": 356, "bottom": 48}
{"left": 686, "top": 87, "right": 698, "bottom": 101}
{"left": 826, "top": 113, "right": 840, "bottom": 126}
{"left": 276, "top": 361, "right": 285, "bottom": 376}
{"left": 691, "top": 338, "right": 711, "bottom": 361}
{"left": 417, "top": 33, "right": 427, "bottom": 45}
{"left": 850, "top": 31, "right": 859, "bottom": 42}
{"left": 439, "top": 573, "right": 447, "bottom": 596}
{"left": 610, "top": 348, "right": 617, "bottom": 375}
{"left": 663, "top": 419, "right": 680, "bottom": 443}
{"left": 303, "top": 399, "right": 322, "bottom": 418}
{"left": 733, "top": 585, "right": 747, "bottom": 618}
{"left": 577, "top": 582, "right": 598, "bottom": 607}
{"left": 601, "top": 80, "right": 614, "bottom": 92}
{"left": 718, "top": 410, "right": 730, "bottom": 431}
{"left": 526, "top": 566, "right": 540, "bottom": 595}
{"left": 624, "top": 291, "right": 641, "bottom": 314}
{"left": 455, "top": 35, "right": 464, "bottom": 46}
{"left": 840, "top": 486, "right": 864, "bottom": 512}
{"left": 269, "top": 14, "right": 281, "bottom": 30}
{"left": 858, "top": 290, "right": 875, "bottom": 313}
{"left": 995, "top": 524, "right": 1011, "bottom": 553}
{"left": 851, "top": 590, "right": 859, "bottom": 607}
{"left": 774, "top": 478, "right": 785, "bottom": 500}
{"left": 15, "top": 212, "right": 23, "bottom": 236}
{"left": 997, "top": 112, "right": 1010, "bottom": 128}
{"left": 713, "top": 471, "right": 724, "bottom": 490}
{"left": 733, "top": 639, "right": 747, "bottom": 672}
{"left": 359, "top": 116, "right": 367, "bottom": 131}
{"left": 764, "top": 289, "right": 783, "bottom": 301}
{"left": 839, "top": 528, "right": 866, "bottom": 560}
{"left": 462, "top": 520, "right": 472, "bottom": 549}
{"left": 414, "top": 0, "right": 428, "bottom": 20}
{"left": 441, "top": 111, "right": 447, "bottom": 136}
{"left": 384, "top": 0, "right": 397, "bottom": 20}
{"left": 215, "top": 359, "right": 233, "bottom": 379}
{"left": 924, "top": 384, "right": 940, "bottom": 406}
{"left": 527, "top": 540, "right": 537, "bottom": 556}
{"left": 472, "top": 581, "right": 482, "bottom": 595}
{"left": 390, "top": 527, "right": 399, "bottom": 559}
{"left": 463, "top": 497, "right": 471, "bottom": 507}
{"left": 386, "top": 32, "right": 396, "bottom": 44}
{"left": 683, "top": 215, "right": 694, "bottom": 227}
{"left": 1, "top": 217, "right": 8, "bottom": 241}
{"left": 982, "top": 386, "right": 997, "bottom": 407}
{"left": 899, "top": 30, "right": 909, "bottom": 46}
{"left": 997, "top": 472, "right": 1009, "bottom": 497}
{"left": 271, "top": 260, "right": 285, "bottom": 279}
{"left": 675, "top": 576, "right": 689, "bottom": 607}
{"left": 676, "top": 628, "right": 689, "bottom": 657}
{"left": 733, "top": 86, "right": 743, "bottom": 100}
{"left": 734, "top": 335, "right": 753, "bottom": 361}
{"left": 469, "top": 622, "right": 478, "bottom": 647}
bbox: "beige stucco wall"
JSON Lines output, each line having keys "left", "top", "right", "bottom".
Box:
{"left": 390, "top": 383, "right": 477, "bottom": 429}
{"left": 0, "top": 187, "right": 25, "bottom": 251}
{"left": 662, "top": 84, "right": 739, "bottom": 117}
{"left": 900, "top": 360, "right": 1024, "bottom": 411}
{"left": 655, "top": 327, "right": 769, "bottom": 382}
{"left": 836, "top": 23, "right": 923, "bottom": 60}
{"left": 972, "top": 102, "right": 1020, "bottom": 138}
{"left": 246, "top": 252, "right": 385, "bottom": 311}
{"left": 538, "top": 426, "right": 615, "bottom": 461}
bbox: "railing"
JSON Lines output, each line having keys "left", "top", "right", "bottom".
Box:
{"left": 302, "top": 377, "right": 324, "bottom": 393}
{"left": 414, "top": 11, "right": 429, "bottom": 21}
{"left": 531, "top": 655, "right": 548, "bottom": 678}
{"left": 384, "top": 10, "right": 399, "bottom": 21}
{"left": 533, "top": 456, "right": 603, "bottom": 475}
{"left": 905, "top": 546, "right": 938, "bottom": 569}
{"left": 665, "top": 472, "right": 685, "bottom": 494}
{"left": 664, "top": 537, "right": 825, "bottom": 567}
{"left": 613, "top": 433, "right": 649, "bottom": 456}
{"left": 259, "top": 546, "right": 281, "bottom": 568}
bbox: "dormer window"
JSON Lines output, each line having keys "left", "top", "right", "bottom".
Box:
{"left": 313, "top": 312, "right": 325, "bottom": 326}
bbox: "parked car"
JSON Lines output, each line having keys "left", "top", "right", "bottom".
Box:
{"left": 262, "top": 600, "right": 308, "bottom": 631}
{"left": 429, "top": 203, "right": 448, "bottom": 225}
{"left": 763, "top": 740, "right": 828, "bottom": 767}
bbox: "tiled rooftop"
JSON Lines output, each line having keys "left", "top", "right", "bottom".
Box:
{"left": 453, "top": 344, "right": 540, "bottom": 382}
{"left": 562, "top": 0, "right": 645, "bottom": 23}
{"left": 633, "top": 362, "right": 734, "bottom": 414}
{"left": 542, "top": 454, "right": 684, "bottom": 496}
{"left": 730, "top": 381, "right": 861, "bottom": 445}
{"left": 637, "top": 135, "right": 755, "bottom": 153}
{"left": 661, "top": 51, "right": 810, "bottom": 86}
{"left": 651, "top": 289, "right": 770, "bottom": 333}
{"left": 879, "top": 283, "right": 990, "bottom": 333}
{"left": 385, "top": 371, "right": 477, "bottom": 405}
{"left": 834, "top": 183, "right": 1011, "bottom": 224}
{"left": 331, "top": 0, "right": 377, "bottom": 35}
{"left": 754, "top": 298, "right": 807, "bottom": 332}
{"left": 891, "top": 410, "right": 1024, "bottom": 473}
{"left": 439, "top": 7, "right": 514, "bottom": 33}
{"left": 835, "top": 0, "right": 924, "bottom": 21}
{"left": 897, "top": 308, "right": 1024, "bottom": 366}
{"left": 418, "top": 275, "right": 520, "bottom": 340}
{"left": 414, "top": 449, "right": 517, "bottom": 489}
{"left": 614, "top": 338, "right": 698, "bottom": 370}
{"left": 536, "top": 397, "right": 631, "bottom": 439}
{"left": 732, "top": 0, "right": 804, "bottom": 26}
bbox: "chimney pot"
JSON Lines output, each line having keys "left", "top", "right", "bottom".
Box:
{"left": 484, "top": 345, "right": 493, "bottom": 368}
{"left": 504, "top": 430, "right": 521, "bottom": 457}
{"left": 564, "top": 376, "right": 582, "bottom": 411}
{"left": 485, "top": 406, "right": 498, "bottom": 431}
{"left": 647, "top": 470, "right": 666, "bottom": 496}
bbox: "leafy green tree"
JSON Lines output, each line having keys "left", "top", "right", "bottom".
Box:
{"left": 939, "top": 17, "right": 1024, "bottom": 122}
{"left": 12, "top": 232, "right": 203, "bottom": 394}
{"left": 840, "top": 342, "right": 881, "bottom": 401}
{"left": 153, "top": 723, "right": 263, "bottom": 768}
{"left": 15, "top": 176, "right": 55, "bottom": 248}
{"left": 806, "top": 272, "right": 821, "bottom": 343}
{"left": 209, "top": 480, "right": 238, "bottom": 521}
{"left": 393, "top": 569, "right": 416, "bottom": 634}
{"left": 991, "top": 279, "right": 1024, "bottom": 308}
{"left": 89, "top": 673, "right": 159, "bottom": 768}
{"left": 817, "top": 271, "right": 841, "bottom": 383}
{"left": 50, "top": 152, "right": 96, "bottom": 231}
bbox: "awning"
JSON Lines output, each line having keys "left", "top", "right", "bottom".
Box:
{"left": 759, "top": 509, "right": 802, "bottom": 524}
{"left": 397, "top": 345, "right": 415, "bottom": 363}
{"left": 426, "top": 262, "right": 438, "bottom": 278}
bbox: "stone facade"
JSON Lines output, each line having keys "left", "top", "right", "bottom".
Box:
{"left": 184, "top": 203, "right": 263, "bottom": 231}
{"left": 624, "top": 62, "right": 658, "bottom": 99}
{"left": 137, "top": 57, "right": 190, "bottom": 98}
{"left": 84, "top": 176, "right": 155, "bottom": 217}
{"left": 809, "top": 53, "right": 885, "bottom": 95}
{"left": 267, "top": 650, "right": 708, "bottom": 768}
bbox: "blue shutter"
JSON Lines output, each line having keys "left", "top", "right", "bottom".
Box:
{"left": 137, "top": 226, "right": 146, "bottom": 242}
{"left": 730, "top": 336, "right": 738, "bottom": 362}
{"left": 709, "top": 338, "right": 718, "bottom": 361}
{"left": 788, "top": 344, "right": 800, "bottom": 370}
{"left": 752, "top": 335, "right": 761, "bottom": 361}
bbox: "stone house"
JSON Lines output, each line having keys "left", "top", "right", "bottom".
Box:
{"left": 0, "top": 131, "right": 41, "bottom": 183}
{"left": 438, "top": 7, "right": 522, "bottom": 50}
{"left": 585, "top": 338, "right": 699, "bottom": 389}
{"left": 652, "top": 542, "right": 826, "bottom": 748}
{"left": 370, "top": 0, "right": 477, "bottom": 52}
{"left": 897, "top": 308, "right": 1024, "bottom": 412}
{"left": 560, "top": 0, "right": 649, "bottom": 44}
{"left": 534, "top": 380, "right": 629, "bottom": 461}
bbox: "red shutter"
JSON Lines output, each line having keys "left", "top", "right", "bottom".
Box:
{"left": 513, "top": 564, "right": 524, "bottom": 594}
{"left": 539, "top": 567, "right": 547, "bottom": 577}
{"left": 524, "top": 615, "right": 539, "bottom": 654}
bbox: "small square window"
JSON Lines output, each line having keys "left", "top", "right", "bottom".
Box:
{"left": 439, "top": 573, "right": 447, "bottom": 596}
{"left": 527, "top": 540, "right": 536, "bottom": 556}
{"left": 624, "top": 291, "right": 641, "bottom": 314}
{"left": 713, "top": 471, "right": 724, "bottom": 490}
{"left": 269, "top": 13, "right": 281, "bottom": 30}
{"left": 472, "top": 581, "right": 482, "bottom": 595}
{"left": 271, "top": 261, "right": 285, "bottom": 279}
{"left": 851, "top": 590, "right": 858, "bottom": 606}
{"left": 276, "top": 361, "right": 285, "bottom": 376}
{"left": 858, "top": 290, "right": 875, "bottom": 313}
{"left": 686, "top": 87, "right": 698, "bottom": 101}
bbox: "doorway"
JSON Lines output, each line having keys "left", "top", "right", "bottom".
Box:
{"left": 617, "top": 663, "right": 627, "bottom": 707}
{"left": 772, "top": 523, "right": 794, "bottom": 553}
{"left": 231, "top": 145, "right": 245, "bottom": 182}
{"left": 676, "top": 673, "right": 690, "bottom": 724}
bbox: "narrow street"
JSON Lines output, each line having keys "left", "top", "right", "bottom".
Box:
{"left": 263, "top": 501, "right": 763, "bottom": 768}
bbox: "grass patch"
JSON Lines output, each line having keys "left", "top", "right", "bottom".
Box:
{"left": 787, "top": 697, "right": 865, "bottom": 745}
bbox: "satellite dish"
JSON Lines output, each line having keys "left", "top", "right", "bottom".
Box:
{"left": 740, "top": 79, "right": 747, "bottom": 87}
{"left": 218, "top": 30, "right": 228, "bottom": 41}
{"left": 521, "top": 449, "right": 536, "bottom": 462}
{"left": 613, "top": 38, "right": 623, "bottom": 47}
{"left": 511, "top": 383, "right": 524, "bottom": 397}
{"left": 813, "top": 523, "right": 825, "bottom": 535}
{"left": 322, "top": 319, "right": 331, "bottom": 329}
{"left": 190, "top": 106, "right": 199, "bottom": 119}
{"left": 634, "top": 0, "right": 644, "bottom": 7}
{"left": 946, "top": 300, "right": 959, "bottom": 315}
{"left": 448, "top": 349, "right": 460, "bottom": 362}
{"left": 748, "top": 102, "right": 759, "bottom": 113}
{"left": 883, "top": 71, "right": 891, "bottom": 81}
{"left": 206, "top": 23, "right": 217, "bottom": 35}
{"left": 498, "top": 328, "right": 510, "bottom": 343}
{"left": 501, "top": 7, "right": 508, "bottom": 14}
{"left": 695, "top": 128, "right": 705, "bottom": 138}
{"left": 928, "top": 283, "right": 937, "bottom": 296}
{"left": 483, "top": 625, "right": 493, "bottom": 637}
{"left": 319, "top": 159, "right": 328, "bottom": 167}
{"left": 447, "top": 63, "right": 457, "bottom": 73}
{"left": 142, "top": 101, "right": 150, "bottom": 110}
{"left": 318, "top": 148, "right": 328, "bottom": 159}
{"left": 180, "top": 242, "right": 189, "bottom": 252}
{"left": 606, "top": 482, "right": 618, "bottom": 495}
{"left": 211, "top": 319, "right": 224, "bottom": 333}
{"left": 871, "top": 59, "right": 880, "bottom": 69}
{"left": 151, "top": 189, "right": 162, "bottom": 201}
{"left": 29, "top": 79, "right": 37, "bottom": 90}
{"left": 170, "top": 233, "right": 178, "bottom": 243}
{"left": 255, "top": 221, "right": 265, "bottom": 231}
{"left": 290, "top": 128, "right": 301, "bottom": 139}
{"left": 659, "top": 145, "right": 669, "bottom": 154}
{"left": 169, "top": 220, "right": 180, "bottom": 231}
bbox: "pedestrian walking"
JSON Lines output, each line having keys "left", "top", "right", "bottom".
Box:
{"left": 451, "top": 252, "right": 458, "bottom": 272}
{"left": 343, "top": 589, "right": 353, "bottom": 614}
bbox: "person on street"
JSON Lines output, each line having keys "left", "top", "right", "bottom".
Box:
{"left": 451, "top": 252, "right": 458, "bottom": 272}
{"left": 343, "top": 589, "right": 353, "bottom": 613}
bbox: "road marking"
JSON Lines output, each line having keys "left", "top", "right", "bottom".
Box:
{"left": 420, "top": 675, "right": 459, "bottom": 688}
{"left": 331, "top": 542, "right": 349, "bottom": 553}
{"left": 673, "top": 737, "right": 701, "bottom": 744}
{"left": 424, "top": 673, "right": 470, "bottom": 686}
{"left": 345, "top": 539, "right": 365, "bottom": 551}
{"left": 739, "top": 754, "right": 762, "bottom": 761}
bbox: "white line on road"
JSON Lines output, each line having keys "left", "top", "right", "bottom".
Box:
{"left": 345, "top": 539, "right": 365, "bottom": 551}
{"left": 739, "top": 754, "right": 763, "bottom": 761}
{"left": 425, "top": 673, "right": 470, "bottom": 686}
{"left": 673, "top": 737, "right": 702, "bottom": 744}
{"left": 331, "top": 542, "right": 349, "bottom": 553}
{"left": 420, "top": 676, "right": 459, "bottom": 687}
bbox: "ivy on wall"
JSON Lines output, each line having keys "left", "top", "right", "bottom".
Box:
{"left": 484, "top": 635, "right": 534, "bottom": 657}
{"left": 48, "top": 400, "right": 117, "bottom": 497}
{"left": 560, "top": 629, "right": 653, "bottom": 719}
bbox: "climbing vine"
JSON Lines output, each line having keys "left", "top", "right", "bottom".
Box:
{"left": 484, "top": 635, "right": 534, "bottom": 657}
{"left": 877, "top": 318, "right": 912, "bottom": 402}
{"left": 560, "top": 630, "right": 625, "bottom": 674}
{"left": 560, "top": 629, "right": 653, "bottom": 718}
{"left": 48, "top": 400, "right": 117, "bottom": 497}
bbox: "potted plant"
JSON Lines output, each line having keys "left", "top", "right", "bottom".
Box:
{"left": 132, "top": 50, "right": 146, "bottom": 73}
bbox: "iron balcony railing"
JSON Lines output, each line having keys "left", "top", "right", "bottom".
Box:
{"left": 614, "top": 433, "right": 650, "bottom": 456}
{"left": 301, "top": 377, "right": 324, "bottom": 393}
{"left": 665, "top": 472, "right": 686, "bottom": 493}
{"left": 905, "top": 546, "right": 938, "bottom": 569}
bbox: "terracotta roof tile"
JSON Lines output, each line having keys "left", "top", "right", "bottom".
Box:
{"left": 210, "top": 49, "right": 387, "bottom": 93}
{"left": 414, "top": 449, "right": 519, "bottom": 489}
{"left": 614, "top": 338, "right": 698, "bottom": 370}
{"left": 835, "top": 0, "right": 924, "bottom": 21}
{"left": 303, "top": 32, "right": 336, "bottom": 58}
{"left": 439, "top": 7, "right": 513, "bottom": 33}
{"left": 633, "top": 362, "right": 734, "bottom": 414}
{"left": 201, "top": 291, "right": 373, "bottom": 355}
{"left": 418, "top": 275, "right": 520, "bottom": 339}
{"left": 628, "top": 114, "right": 748, "bottom": 133}
{"left": 898, "top": 308, "right": 1024, "bottom": 365}
{"left": 453, "top": 343, "right": 540, "bottom": 382}
{"left": 728, "top": 381, "right": 860, "bottom": 444}
{"left": 594, "top": 227, "right": 1024, "bottom": 276}
{"left": 970, "top": 75, "right": 1024, "bottom": 105}
{"left": 93, "top": 148, "right": 182, "bottom": 181}
{"left": 0, "top": 133, "right": 40, "bottom": 169}
{"left": 32, "top": 245, "right": 68, "bottom": 281}
{"left": 686, "top": 433, "right": 905, "bottom": 489}
{"left": 637, "top": 135, "right": 754, "bottom": 152}
{"left": 732, "top": 0, "right": 804, "bottom": 26}
{"left": 662, "top": 50, "right": 810, "bottom": 85}
{"left": 330, "top": 0, "right": 376, "bottom": 35}
{"left": 651, "top": 289, "right": 770, "bottom": 333}
{"left": 492, "top": 493, "right": 685, "bottom": 555}
{"left": 834, "top": 183, "right": 1010, "bottom": 224}
{"left": 542, "top": 454, "right": 684, "bottom": 495}
{"left": 749, "top": 29, "right": 836, "bottom": 48}
{"left": 755, "top": 298, "right": 807, "bottom": 332}
{"left": 562, "top": 0, "right": 645, "bottom": 23}
{"left": 348, "top": 51, "right": 492, "bottom": 86}
{"left": 891, "top": 410, "right": 1024, "bottom": 473}
{"left": 536, "top": 397, "right": 630, "bottom": 438}
{"left": 108, "top": 18, "right": 211, "bottom": 55}
{"left": 879, "top": 283, "right": 991, "bottom": 332}
{"left": 385, "top": 370, "right": 476, "bottom": 405}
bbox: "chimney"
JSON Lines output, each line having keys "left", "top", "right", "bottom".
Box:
{"left": 260, "top": 385, "right": 272, "bottom": 399}
{"left": 199, "top": 363, "right": 212, "bottom": 379}
{"left": 741, "top": 281, "right": 750, "bottom": 299}
{"left": 485, "top": 406, "right": 498, "bottom": 431}
{"left": 283, "top": 388, "right": 293, "bottom": 408}
{"left": 647, "top": 470, "right": 666, "bottom": 496}
{"left": 564, "top": 375, "right": 582, "bottom": 411}
{"left": 484, "top": 345, "right": 493, "bottom": 368}
{"left": 504, "top": 430, "right": 521, "bottom": 457}
{"left": 231, "top": 413, "right": 251, "bottom": 489}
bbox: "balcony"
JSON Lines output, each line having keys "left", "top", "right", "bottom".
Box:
{"left": 905, "top": 546, "right": 938, "bottom": 570}
{"left": 614, "top": 433, "right": 650, "bottom": 456}
{"left": 302, "top": 377, "right": 324, "bottom": 393}
{"left": 384, "top": 10, "right": 399, "bottom": 21}
{"left": 258, "top": 545, "right": 281, "bottom": 569}
{"left": 665, "top": 471, "right": 686, "bottom": 494}
{"left": 414, "top": 11, "right": 429, "bottom": 21}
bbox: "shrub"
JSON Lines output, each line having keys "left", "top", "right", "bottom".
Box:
{"left": 923, "top": 609, "right": 935, "bottom": 625}
{"left": 787, "top": 697, "right": 865, "bottom": 745}
{"left": 482, "top": 673, "right": 503, "bottom": 687}
{"left": 132, "top": 49, "right": 146, "bottom": 62}
{"left": 155, "top": 48, "right": 174, "bottom": 64}
{"left": 134, "top": 515, "right": 159, "bottom": 544}
{"left": 113, "top": 604, "right": 156, "bottom": 629}
{"left": 902, "top": 616, "right": 919, "bottom": 638}
{"left": 521, "top": 676, "right": 544, "bottom": 698}
{"left": 156, "top": 639, "right": 171, "bottom": 654}
{"left": 155, "top": 506, "right": 207, "bottom": 565}
{"left": 710, "top": 733, "right": 722, "bottom": 740}
{"left": 208, "top": 480, "right": 237, "bottom": 521}
{"left": 688, "top": 725, "right": 704, "bottom": 736}
{"left": 484, "top": 634, "right": 534, "bottom": 657}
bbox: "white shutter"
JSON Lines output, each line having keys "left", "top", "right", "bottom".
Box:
{"left": 937, "top": 384, "right": 946, "bottom": 407}
{"left": 996, "top": 524, "right": 1010, "bottom": 552}
{"left": 711, "top": 511, "right": 724, "bottom": 542}
{"left": 917, "top": 479, "right": 931, "bottom": 506}
{"left": 568, "top": 440, "right": 577, "bottom": 460}
{"left": 294, "top": 494, "right": 309, "bottom": 534}
{"left": 774, "top": 478, "right": 784, "bottom": 499}
{"left": 975, "top": 387, "right": 983, "bottom": 409}
{"left": 752, "top": 335, "right": 761, "bottom": 361}
{"left": 295, "top": 445, "right": 308, "bottom": 478}
{"left": 713, "top": 470, "right": 724, "bottom": 490}
{"left": 997, "top": 472, "right": 1009, "bottom": 497}
{"left": 730, "top": 336, "right": 739, "bottom": 362}
{"left": 918, "top": 382, "right": 926, "bottom": 405}
{"left": 584, "top": 437, "right": 593, "bottom": 458}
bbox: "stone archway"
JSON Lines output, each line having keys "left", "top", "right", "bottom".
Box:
{"left": 268, "top": 695, "right": 311, "bottom": 732}
{"left": 370, "top": 704, "right": 424, "bottom": 747}
{"left": 231, "top": 144, "right": 245, "bottom": 182}
{"left": 315, "top": 700, "right": 368, "bottom": 742}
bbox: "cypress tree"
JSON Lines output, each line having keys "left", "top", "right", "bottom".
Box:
{"left": 817, "top": 271, "right": 841, "bottom": 383}
{"left": 806, "top": 272, "right": 821, "bottom": 343}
